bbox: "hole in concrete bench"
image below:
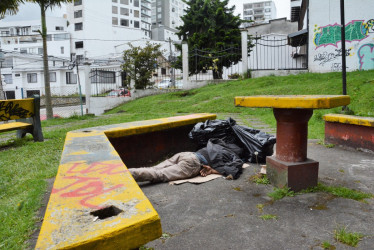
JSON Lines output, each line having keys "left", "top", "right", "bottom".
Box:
{"left": 90, "top": 205, "right": 123, "bottom": 220}
{"left": 82, "top": 130, "right": 92, "bottom": 133}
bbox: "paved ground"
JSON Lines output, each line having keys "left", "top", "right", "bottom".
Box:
{"left": 141, "top": 142, "right": 374, "bottom": 250}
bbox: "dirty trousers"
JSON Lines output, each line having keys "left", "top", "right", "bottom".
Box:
{"left": 129, "top": 152, "right": 201, "bottom": 182}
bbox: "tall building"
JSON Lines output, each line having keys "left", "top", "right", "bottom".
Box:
{"left": 151, "top": 0, "right": 187, "bottom": 41}
{"left": 243, "top": 0, "right": 277, "bottom": 25}
{"left": 66, "top": 0, "right": 151, "bottom": 60}
{"left": 0, "top": 17, "right": 70, "bottom": 58}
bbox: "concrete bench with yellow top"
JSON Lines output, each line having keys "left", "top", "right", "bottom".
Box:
{"left": 324, "top": 113, "right": 374, "bottom": 152}
{"left": 0, "top": 95, "right": 43, "bottom": 141}
{"left": 36, "top": 113, "right": 216, "bottom": 250}
{"left": 235, "top": 95, "right": 350, "bottom": 191}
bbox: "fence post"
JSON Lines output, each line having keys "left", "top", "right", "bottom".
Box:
{"left": 182, "top": 42, "right": 189, "bottom": 88}
{"left": 241, "top": 29, "right": 248, "bottom": 77}
{"left": 84, "top": 63, "right": 91, "bottom": 114}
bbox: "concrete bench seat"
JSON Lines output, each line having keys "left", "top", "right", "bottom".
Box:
{"left": 324, "top": 114, "right": 374, "bottom": 152}
{"left": 0, "top": 95, "right": 43, "bottom": 141}
{"left": 36, "top": 113, "right": 216, "bottom": 250}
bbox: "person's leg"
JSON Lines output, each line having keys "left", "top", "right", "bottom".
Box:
{"left": 129, "top": 167, "right": 161, "bottom": 182}
{"left": 157, "top": 152, "right": 201, "bottom": 182}
{"left": 152, "top": 152, "right": 185, "bottom": 170}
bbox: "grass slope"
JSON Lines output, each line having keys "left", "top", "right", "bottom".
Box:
{"left": 0, "top": 70, "right": 373, "bottom": 249}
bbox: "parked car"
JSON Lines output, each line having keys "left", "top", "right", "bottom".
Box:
{"left": 157, "top": 79, "right": 172, "bottom": 89}
{"left": 107, "top": 88, "right": 131, "bottom": 97}
{"left": 175, "top": 80, "right": 183, "bottom": 89}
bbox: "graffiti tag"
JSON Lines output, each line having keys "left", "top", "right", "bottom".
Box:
{"left": 314, "top": 48, "right": 351, "bottom": 65}
{"left": 314, "top": 19, "right": 374, "bottom": 48}
{"left": 331, "top": 63, "right": 343, "bottom": 72}
{"left": 0, "top": 102, "right": 33, "bottom": 121}
{"left": 358, "top": 43, "right": 374, "bottom": 70}
{"left": 52, "top": 162, "right": 127, "bottom": 209}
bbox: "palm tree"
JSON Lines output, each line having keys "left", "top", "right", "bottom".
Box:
{"left": 0, "top": 0, "right": 72, "bottom": 119}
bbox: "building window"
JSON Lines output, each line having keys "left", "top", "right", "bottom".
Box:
{"left": 120, "top": 7, "right": 129, "bottom": 16}
{"left": 20, "top": 49, "right": 27, "bottom": 54}
{"left": 91, "top": 70, "right": 116, "bottom": 84}
{"left": 134, "top": 0, "right": 139, "bottom": 7}
{"left": 120, "top": 19, "right": 129, "bottom": 26}
{"left": 55, "top": 26, "right": 64, "bottom": 31}
{"left": 50, "top": 72, "right": 57, "bottom": 82}
{"left": 134, "top": 21, "right": 140, "bottom": 28}
{"left": 76, "top": 55, "right": 84, "bottom": 63}
{"left": 112, "top": 0, "right": 118, "bottom": 2}
{"left": 265, "top": 8, "right": 271, "bottom": 13}
{"left": 112, "top": 6, "right": 118, "bottom": 14}
{"left": 38, "top": 48, "right": 43, "bottom": 55}
{"left": 27, "top": 73, "right": 37, "bottom": 83}
{"left": 75, "top": 22, "right": 83, "bottom": 31}
{"left": 61, "top": 46, "right": 64, "bottom": 54}
{"left": 265, "top": 2, "right": 271, "bottom": 6}
{"left": 74, "top": 0, "right": 82, "bottom": 6}
{"left": 66, "top": 72, "right": 77, "bottom": 84}
{"left": 74, "top": 10, "right": 83, "bottom": 18}
{"left": 112, "top": 17, "right": 119, "bottom": 25}
{"left": 5, "top": 91, "right": 15, "bottom": 99}
{"left": 120, "top": 0, "right": 129, "bottom": 5}
{"left": 3, "top": 74, "right": 12, "bottom": 84}
{"left": 134, "top": 10, "right": 139, "bottom": 17}
{"left": 75, "top": 41, "right": 84, "bottom": 49}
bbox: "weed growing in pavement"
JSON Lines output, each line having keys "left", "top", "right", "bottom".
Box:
{"left": 251, "top": 174, "right": 270, "bottom": 185}
{"left": 299, "top": 183, "right": 373, "bottom": 202}
{"left": 334, "top": 226, "right": 364, "bottom": 247}
{"left": 321, "top": 241, "right": 336, "bottom": 250}
{"left": 268, "top": 187, "right": 295, "bottom": 201}
{"left": 259, "top": 214, "right": 278, "bottom": 220}
{"left": 317, "top": 140, "right": 335, "bottom": 148}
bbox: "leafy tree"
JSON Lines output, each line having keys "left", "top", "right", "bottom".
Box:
{"left": 176, "top": 0, "right": 245, "bottom": 79}
{"left": 122, "top": 42, "right": 163, "bottom": 89}
{"left": 0, "top": 0, "right": 72, "bottom": 119}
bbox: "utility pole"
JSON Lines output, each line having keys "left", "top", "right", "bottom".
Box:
{"left": 340, "top": 0, "right": 347, "bottom": 96}
{"left": 168, "top": 38, "right": 175, "bottom": 88}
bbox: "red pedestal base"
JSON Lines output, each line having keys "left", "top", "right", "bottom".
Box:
{"left": 266, "top": 156, "right": 319, "bottom": 192}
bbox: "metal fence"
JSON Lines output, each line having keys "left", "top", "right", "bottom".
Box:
{"left": 189, "top": 47, "right": 242, "bottom": 81}
{"left": 90, "top": 68, "right": 125, "bottom": 97}
{"left": 19, "top": 86, "right": 85, "bottom": 118}
{"left": 249, "top": 35, "right": 307, "bottom": 71}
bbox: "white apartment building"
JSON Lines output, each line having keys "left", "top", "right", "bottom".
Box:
{"left": 243, "top": 0, "right": 277, "bottom": 25}
{"left": 66, "top": 0, "right": 151, "bottom": 60}
{"left": 0, "top": 17, "right": 70, "bottom": 58}
{"left": 151, "top": 0, "right": 187, "bottom": 41}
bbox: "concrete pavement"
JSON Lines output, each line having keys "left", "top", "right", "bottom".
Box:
{"left": 141, "top": 141, "right": 374, "bottom": 250}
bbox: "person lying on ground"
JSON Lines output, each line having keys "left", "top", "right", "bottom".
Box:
{"left": 129, "top": 138, "right": 244, "bottom": 183}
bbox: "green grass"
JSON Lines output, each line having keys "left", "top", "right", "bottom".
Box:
{"left": 1, "top": 70, "right": 374, "bottom": 248}
{"left": 268, "top": 187, "right": 296, "bottom": 200}
{"left": 300, "top": 183, "right": 373, "bottom": 201}
{"left": 259, "top": 214, "right": 278, "bottom": 220}
{"left": 334, "top": 226, "right": 364, "bottom": 247}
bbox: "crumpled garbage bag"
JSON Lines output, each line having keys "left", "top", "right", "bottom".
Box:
{"left": 189, "top": 118, "right": 276, "bottom": 163}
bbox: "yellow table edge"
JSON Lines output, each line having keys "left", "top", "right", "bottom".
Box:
{"left": 323, "top": 114, "right": 374, "bottom": 127}
{"left": 235, "top": 95, "right": 350, "bottom": 109}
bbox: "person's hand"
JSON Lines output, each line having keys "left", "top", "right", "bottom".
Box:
{"left": 200, "top": 165, "right": 220, "bottom": 177}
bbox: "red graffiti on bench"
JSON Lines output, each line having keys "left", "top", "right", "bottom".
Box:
{"left": 52, "top": 162, "right": 127, "bottom": 209}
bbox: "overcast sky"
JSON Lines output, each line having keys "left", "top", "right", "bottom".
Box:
{"left": 1, "top": 0, "right": 290, "bottom": 22}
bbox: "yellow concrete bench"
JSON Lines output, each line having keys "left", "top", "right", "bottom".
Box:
{"left": 0, "top": 95, "right": 43, "bottom": 141}
{"left": 324, "top": 114, "right": 374, "bottom": 152}
{"left": 36, "top": 113, "right": 216, "bottom": 250}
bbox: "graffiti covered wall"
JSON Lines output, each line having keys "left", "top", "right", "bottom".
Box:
{"left": 309, "top": 0, "right": 374, "bottom": 72}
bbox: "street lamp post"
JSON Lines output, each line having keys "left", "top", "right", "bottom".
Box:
{"left": 0, "top": 50, "right": 5, "bottom": 100}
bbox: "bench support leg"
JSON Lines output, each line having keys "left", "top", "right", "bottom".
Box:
{"left": 267, "top": 108, "right": 318, "bottom": 191}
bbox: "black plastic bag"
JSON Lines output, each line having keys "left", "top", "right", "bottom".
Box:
{"left": 231, "top": 124, "right": 276, "bottom": 163}
{"left": 188, "top": 118, "right": 237, "bottom": 146}
{"left": 189, "top": 118, "right": 276, "bottom": 163}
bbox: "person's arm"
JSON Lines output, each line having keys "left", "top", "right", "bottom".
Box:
{"left": 200, "top": 165, "right": 221, "bottom": 177}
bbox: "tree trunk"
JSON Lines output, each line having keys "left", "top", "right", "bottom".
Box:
{"left": 40, "top": 4, "right": 53, "bottom": 119}
{"left": 0, "top": 70, "right": 5, "bottom": 99}
{"left": 213, "top": 68, "right": 223, "bottom": 79}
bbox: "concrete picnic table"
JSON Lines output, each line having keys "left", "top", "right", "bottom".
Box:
{"left": 235, "top": 95, "right": 350, "bottom": 191}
